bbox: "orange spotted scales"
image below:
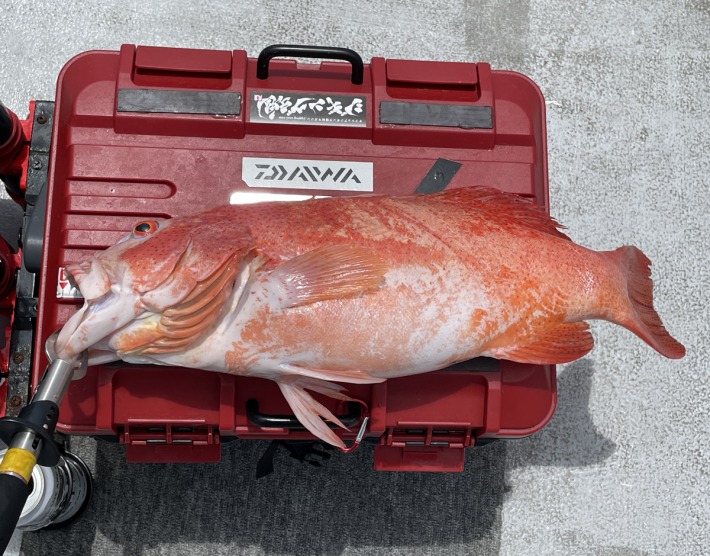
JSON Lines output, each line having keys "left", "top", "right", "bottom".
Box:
{"left": 54, "top": 187, "right": 685, "bottom": 448}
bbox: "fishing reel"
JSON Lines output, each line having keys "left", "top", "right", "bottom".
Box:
{"left": 0, "top": 318, "right": 92, "bottom": 551}
{"left": 0, "top": 438, "right": 92, "bottom": 532}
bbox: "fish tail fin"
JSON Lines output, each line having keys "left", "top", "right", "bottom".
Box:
{"left": 607, "top": 246, "right": 685, "bottom": 359}
{"left": 277, "top": 378, "right": 353, "bottom": 449}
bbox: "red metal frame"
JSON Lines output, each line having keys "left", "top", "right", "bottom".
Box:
{"left": 3, "top": 45, "right": 556, "bottom": 470}
{"left": 0, "top": 101, "right": 32, "bottom": 417}
{"left": 0, "top": 102, "right": 33, "bottom": 203}
{"left": 0, "top": 238, "right": 20, "bottom": 417}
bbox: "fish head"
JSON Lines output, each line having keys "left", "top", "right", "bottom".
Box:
{"left": 55, "top": 209, "right": 255, "bottom": 362}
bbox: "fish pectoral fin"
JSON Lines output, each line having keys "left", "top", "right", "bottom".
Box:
{"left": 277, "top": 378, "right": 352, "bottom": 449}
{"left": 485, "top": 321, "right": 594, "bottom": 364}
{"left": 271, "top": 245, "right": 388, "bottom": 308}
{"left": 280, "top": 363, "right": 385, "bottom": 384}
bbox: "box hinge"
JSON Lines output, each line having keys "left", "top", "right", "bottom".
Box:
{"left": 372, "top": 57, "right": 495, "bottom": 149}
{"left": 114, "top": 44, "right": 247, "bottom": 139}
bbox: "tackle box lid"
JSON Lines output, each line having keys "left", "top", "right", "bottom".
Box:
{"left": 22, "top": 44, "right": 555, "bottom": 471}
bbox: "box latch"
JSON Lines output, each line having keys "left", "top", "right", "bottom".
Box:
{"left": 121, "top": 421, "right": 221, "bottom": 463}
{"left": 374, "top": 426, "right": 473, "bottom": 472}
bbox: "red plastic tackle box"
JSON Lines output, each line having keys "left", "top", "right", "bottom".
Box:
{"left": 1, "top": 44, "right": 556, "bottom": 471}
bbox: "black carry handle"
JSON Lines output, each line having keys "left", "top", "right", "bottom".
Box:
{"left": 0, "top": 473, "right": 30, "bottom": 553}
{"left": 256, "top": 44, "right": 364, "bottom": 85}
{"left": 246, "top": 399, "right": 361, "bottom": 430}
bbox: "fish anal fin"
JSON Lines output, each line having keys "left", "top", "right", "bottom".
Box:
{"left": 487, "top": 321, "right": 594, "bottom": 364}
{"left": 277, "top": 378, "right": 349, "bottom": 449}
{"left": 280, "top": 363, "right": 385, "bottom": 384}
{"left": 272, "top": 245, "right": 388, "bottom": 309}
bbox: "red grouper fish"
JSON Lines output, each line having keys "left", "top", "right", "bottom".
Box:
{"left": 54, "top": 186, "right": 685, "bottom": 448}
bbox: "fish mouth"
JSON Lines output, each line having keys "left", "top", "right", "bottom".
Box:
{"left": 54, "top": 260, "right": 141, "bottom": 362}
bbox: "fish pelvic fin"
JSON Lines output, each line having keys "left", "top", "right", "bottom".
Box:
{"left": 607, "top": 246, "right": 685, "bottom": 359}
{"left": 486, "top": 321, "right": 595, "bottom": 365}
{"left": 277, "top": 377, "right": 354, "bottom": 449}
{"left": 279, "top": 363, "right": 385, "bottom": 384}
{"left": 272, "top": 245, "right": 388, "bottom": 309}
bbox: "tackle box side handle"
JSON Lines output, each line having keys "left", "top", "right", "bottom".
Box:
{"left": 256, "top": 44, "right": 364, "bottom": 85}
{"left": 246, "top": 399, "right": 361, "bottom": 430}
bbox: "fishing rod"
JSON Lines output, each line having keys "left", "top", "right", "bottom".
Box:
{"left": 0, "top": 100, "right": 88, "bottom": 553}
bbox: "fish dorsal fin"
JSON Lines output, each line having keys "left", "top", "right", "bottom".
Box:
{"left": 485, "top": 321, "right": 594, "bottom": 364}
{"left": 277, "top": 377, "right": 355, "bottom": 449}
{"left": 272, "top": 245, "right": 388, "bottom": 309}
{"left": 431, "top": 186, "right": 571, "bottom": 240}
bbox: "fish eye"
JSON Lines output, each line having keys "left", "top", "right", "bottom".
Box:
{"left": 132, "top": 220, "right": 159, "bottom": 237}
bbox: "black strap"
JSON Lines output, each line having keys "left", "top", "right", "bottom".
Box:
{"left": 256, "top": 440, "right": 333, "bottom": 479}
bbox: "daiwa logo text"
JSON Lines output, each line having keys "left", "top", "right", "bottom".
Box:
{"left": 242, "top": 157, "right": 373, "bottom": 192}
{"left": 254, "top": 164, "right": 362, "bottom": 184}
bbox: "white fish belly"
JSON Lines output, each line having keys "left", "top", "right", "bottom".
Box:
{"left": 181, "top": 262, "right": 510, "bottom": 380}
